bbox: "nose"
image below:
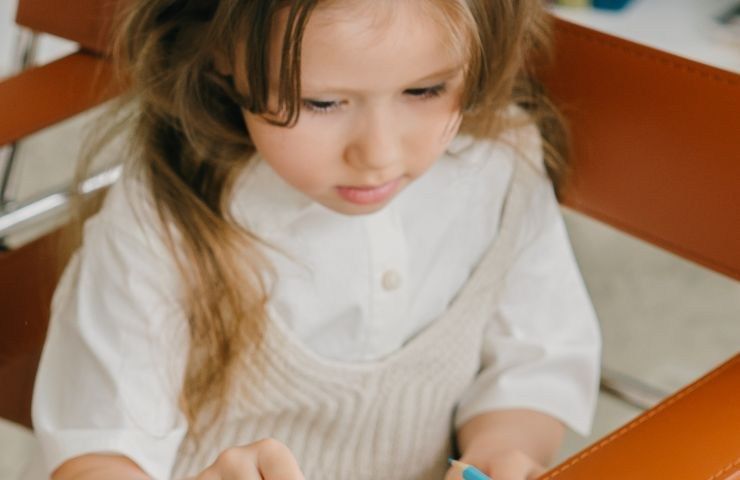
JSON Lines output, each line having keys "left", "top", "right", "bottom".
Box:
{"left": 344, "top": 105, "right": 403, "bottom": 172}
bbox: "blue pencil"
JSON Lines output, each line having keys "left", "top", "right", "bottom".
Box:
{"left": 449, "top": 459, "right": 492, "bottom": 480}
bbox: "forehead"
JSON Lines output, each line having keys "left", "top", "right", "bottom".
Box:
{"left": 270, "top": 0, "right": 467, "bottom": 92}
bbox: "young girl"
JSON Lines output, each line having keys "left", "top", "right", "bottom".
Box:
{"left": 32, "top": 1, "right": 601, "bottom": 479}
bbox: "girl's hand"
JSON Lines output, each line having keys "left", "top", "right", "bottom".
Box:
{"left": 443, "top": 450, "right": 547, "bottom": 480}
{"left": 194, "top": 438, "right": 305, "bottom": 480}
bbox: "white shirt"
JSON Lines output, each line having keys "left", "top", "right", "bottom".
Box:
{"left": 32, "top": 129, "right": 601, "bottom": 479}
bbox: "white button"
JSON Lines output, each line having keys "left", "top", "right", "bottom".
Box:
{"left": 381, "top": 270, "right": 402, "bottom": 291}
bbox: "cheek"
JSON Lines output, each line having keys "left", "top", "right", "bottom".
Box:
{"left": 432, "top": 91, "right": 464, "bottom": 143}
{"left": 407, "top": 102, "right": 462, "bottom": 169}
{"left": 245, "top": 113, "right": 339, "bottom": 190}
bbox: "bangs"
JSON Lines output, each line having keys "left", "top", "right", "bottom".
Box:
{"left": 228, "top": 0, "right": 481, "bottom": 126}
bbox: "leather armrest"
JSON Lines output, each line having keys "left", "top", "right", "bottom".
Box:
{"left": 0, "top": 51, "right": 123, "bottom": 147}
{"left": 542, "top": 354, "right": 740, "bottom": 479}
{"left": 0, "top": 228, "right": 66, "bottom": 428}
{"left": 15, "top": 0, "right": 122, "bottom": 54}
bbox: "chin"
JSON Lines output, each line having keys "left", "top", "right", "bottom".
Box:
{"left": 322, "top": 198, "right": 394, "bottom": 216}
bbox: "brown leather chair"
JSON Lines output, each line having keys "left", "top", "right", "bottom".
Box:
{"left": 538, "top": 19, "right": 740, "bottom": 480}
{"left": 0, "top": 0, "right": 125, "bottom": 429}
{"left": 545, "top": 19, "right": 740, "bottom": 282}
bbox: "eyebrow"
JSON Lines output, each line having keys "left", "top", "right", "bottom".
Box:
{"left": 409, "top": 65, "right": 464, "bottom": 84}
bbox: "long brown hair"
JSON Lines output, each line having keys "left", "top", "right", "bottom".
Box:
{"left": 84, "top": 0, "right": 567, "bottom": 431}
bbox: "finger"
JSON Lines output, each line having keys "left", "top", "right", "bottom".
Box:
{"left": 480, "top": 459, "right": 542, "bottom": 480}
{"left": 194, "top": 466, "right": 221, "bottom": 480}
{"left": 209, "top": 446, "right": 262, "bottom": 480}
{"left": 527, "top": 463, "right": 547, "bottom": 480}
{"left": 443, "top": 466, "right": 463, "bottom": 480}
{"left": 253, "top": 439, "right": 305, "bottom": 480}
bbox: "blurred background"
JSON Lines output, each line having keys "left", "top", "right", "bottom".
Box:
{"left": 1, "top": 0, "right": 739, "bottom": 477}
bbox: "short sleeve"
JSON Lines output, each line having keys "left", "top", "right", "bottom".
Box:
{"left": 32, "top": 181, "right": 189, "bottom": 479}
{"left": 454, "top": 165, "right": 601, "bottom": 436}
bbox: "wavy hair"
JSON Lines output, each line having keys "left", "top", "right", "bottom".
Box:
{"left": 81, "top": 0, "right": 567, "bottom": 432}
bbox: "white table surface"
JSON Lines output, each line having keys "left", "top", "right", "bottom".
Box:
{"left": 551, "top": 0, "right": 740, "bottom": 73}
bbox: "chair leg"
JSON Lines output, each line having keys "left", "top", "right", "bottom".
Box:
{"left": 14, "top": 28, "right": 39, "bottom": 71}
{"left": 0, "top": 144, "right": 20, "bottom": 211}
{"left": 600, "top": 366, "right": 670, "bottom": 410}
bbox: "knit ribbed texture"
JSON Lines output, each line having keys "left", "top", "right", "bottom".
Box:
{"left": 172, "top": 162, "right": 539, "bottom": 480}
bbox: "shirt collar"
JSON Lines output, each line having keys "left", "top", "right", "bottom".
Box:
{"left": 231, "top": 155, "right": 318, "bottom": 234}
{"left": 446, "top": 133, "right": 475, "bottom": 156}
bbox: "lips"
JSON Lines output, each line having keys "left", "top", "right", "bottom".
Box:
{"left": 335, "top": 178, "right": 402, "bottom": 205}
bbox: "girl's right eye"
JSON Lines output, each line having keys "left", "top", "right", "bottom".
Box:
{"left": 302, "top": 99, "right": 340, "bottom": 114}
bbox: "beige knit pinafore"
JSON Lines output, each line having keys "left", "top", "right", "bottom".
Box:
{"left": 172, "top": 160, "right": 540, "bottom": 480}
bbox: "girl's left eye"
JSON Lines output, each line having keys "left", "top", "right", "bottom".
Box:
{"left": 302, "top": 99, "right": 339, "bottom": 113}
{"left": 404, "top": 83, "right": 447, "bottom": 99}
{"left": 301, "top": 83, "right": 447, "bottom": 114}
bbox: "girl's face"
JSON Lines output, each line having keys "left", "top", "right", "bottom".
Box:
{"left": 243, "top": 1, "right": 466, "bottom": 215}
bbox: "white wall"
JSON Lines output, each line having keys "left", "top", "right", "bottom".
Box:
{"left": 552, "top": 0, "right": 740, "bottom": 73}
{"left": 0, "top": 0, "right": 18, "bottom": 77}
{"left": 0, "top": 0, "right": 77, "bottom": 78}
